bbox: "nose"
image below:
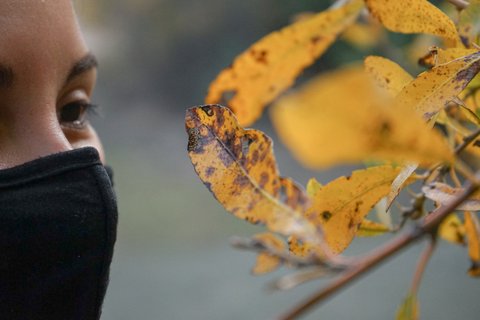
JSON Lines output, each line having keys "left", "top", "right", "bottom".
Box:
{"left": 0, "top": 108, "right": 72, "bottom": 169}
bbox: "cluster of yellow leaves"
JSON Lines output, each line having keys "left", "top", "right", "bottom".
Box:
{"left": 188, "top": 0, "right": 480, "bottom": 306}
{"left": 186, "top": 105, "right": 404, "bottom": 259}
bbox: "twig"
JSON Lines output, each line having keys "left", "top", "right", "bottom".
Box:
{"left": 447, "top": 0, "right": 469, "bottom": 10}
{"left": 454, "top": 127, "right": 480, "bottom": 155}
{"left": 410, "top": 235, "right": 437, "bottom": 294}
{"left": 277, "top": 178, "right": 479, "bottom": 320}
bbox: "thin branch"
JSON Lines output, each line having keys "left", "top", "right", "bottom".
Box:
{"left": 447, "top": 0, "right": 470, "bottom": 10}
{"left": 411, "top": 236, "right": 437, "bottom": 294}
{"left": 455, "top": 127, "right": 480, "bottom": 155}
{"left": 277, "top": 178, "right": 479, "bottom": 320}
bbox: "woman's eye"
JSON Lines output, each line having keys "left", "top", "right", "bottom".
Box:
{"left": 59, "top": 101, "right": 97, "bottom": 129}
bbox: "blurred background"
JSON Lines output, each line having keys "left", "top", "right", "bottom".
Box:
{"left": 74, "top": 1, "right": 480, "bottom": 319}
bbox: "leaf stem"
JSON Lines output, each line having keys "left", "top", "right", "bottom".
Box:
{"left": 277, "top": 178, "right": 479, "bottom": 320}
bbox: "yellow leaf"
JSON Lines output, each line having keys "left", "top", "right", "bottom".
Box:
{"left": 185, "top": 105, "right": 320, "bottom": 243}
{"left": 375, "top": 197, "right": 393, "bottom": 228}
{"left": 395, "top": 50, "right": 480, "bottom": 120}
{"left": 386, "top": 163, "right": 419, "bottom": 209}
{"left": 299, "top": 166, "right": 411, "bottom": 253}
{"left": 422, "top": 182, "right": 480, "bottom": 211}
{"left": 417, "top": 48, "right": 480, "bottom": 117}
{"left": 458, "top": 0, "right": 480, "bottom": 47}
{"left": 205, "top": 0, "right": 364, "bottom": 126}
{"left": 251, "top": 233, "right": 286, "bottom": 275}
{"left": 365, "top": 0, "right": 458, "bottom": 42}
{"left": 364, "top": 56, "right": 413, "bottom": 97}
{"left": 306, "top": 178, "right": 322, "bottom": 197}
{"left": 270, "top": 65, "right": 453, "bottom": 169}
{"left": 341, "top": 21, "right": 384, "bottom": 49}
{"left": 396, "top": 293, "right": 419, "bottom": 320}
{"left": 465, "top": 211, "right": 480, "bottom": 277}
{"left": 357, "top": 218, "right": 391, "bottom": 237}
{"left": 438, "top": 213, "right": 465, "bottom": 245}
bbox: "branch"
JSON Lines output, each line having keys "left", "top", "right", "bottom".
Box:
{"left": 277, "top": 177, "right": 479, "bottom": 320}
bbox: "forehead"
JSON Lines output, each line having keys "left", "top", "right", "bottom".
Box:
{"left": 0, "top": 0, "right": 88, "bottom": 81}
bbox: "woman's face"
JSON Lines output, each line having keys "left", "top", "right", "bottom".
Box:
{"left": 0, "top": 0, "right": 103, "bottom": 169}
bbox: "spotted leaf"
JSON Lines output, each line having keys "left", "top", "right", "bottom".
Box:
{"left": 365, "top": 0, "right": 458, "bottom": 42}
{"left": 364, "top": 55, "right": 413, "bottom": 97}
{"left": 186, "top": 105, "right": 320, "bottom": 243}
{"left": 205, "top": 0, "right": 363, "bottom": 126}
{"left": 293, "top": 166, "right": 413, "bottom": 254}
{"left": 395, "top": 50, "right": 480, "bottom": 120}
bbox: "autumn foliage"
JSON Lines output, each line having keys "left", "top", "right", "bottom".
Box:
{"left": 186, "top": 0, "right": 480, "bottom": 319}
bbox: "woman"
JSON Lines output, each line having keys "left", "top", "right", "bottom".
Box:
{"left": 0, "top": 1, "right": 118, "bottom": 319}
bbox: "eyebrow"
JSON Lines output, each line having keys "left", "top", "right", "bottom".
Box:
{"left": 66, "top": 53, "right": 98, "bottom": 83}
{"left": 0, "top": 53, "right": 98, "bottom": 90}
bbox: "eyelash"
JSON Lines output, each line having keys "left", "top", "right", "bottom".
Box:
{"left": 58, "top": 101, "right": 98, "bottom": 130}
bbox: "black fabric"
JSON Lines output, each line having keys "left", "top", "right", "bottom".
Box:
{"left": 0, "top": 147, "right": 118, "bottom": 320}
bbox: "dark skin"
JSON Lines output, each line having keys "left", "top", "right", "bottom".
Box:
{"left": 0, "top": 0, "right": 103, "bottom": 169}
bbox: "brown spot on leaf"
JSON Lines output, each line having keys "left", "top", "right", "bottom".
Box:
{"left": 219, "top": 150, "right": 234, "bottom": 167}
{"left": 241, "top": 134, "right": 255, "bottom": 156}
{"left": 379, "top": 121, "right": 391, "bottom": 135}
{"left": 455, "top": 60, "right": 480, "bottom": 82}
{"left": 321, "top": 211, "right": 332, "bottom": 221}
{"left": 310, "top": 36, "right": 322, "bottom": 44}
{"left": 234, "top": 175, "right": 250, "bottom": 187}
{"left": 251, "top": 49, "right": 269, "bottom": 64}
{"left": 200, "top": 105, "right": 215, "bottom": 117}
{"left": 205, "top": 167, "right": 216, "bottom": 177}
{"left": 251, "top": 150, "right": 260, "bottom": 165}
{"left": 187, "top": 127, "right": 202, "bottom": 153}
{"left": 354, "top": 200, "right": 363, "bottom": 213}
{"left": 348, "top": 218, "right": 356, "bottom": 229}
{"left": 259, "top": 172, "right": 269, "bottom": 188}
{"left": 216, "top": 110, "right": 226, "bottom": 127}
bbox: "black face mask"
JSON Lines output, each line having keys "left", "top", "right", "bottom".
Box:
{"left": 0, "top": 147, "right": 118, "bottom": 320}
